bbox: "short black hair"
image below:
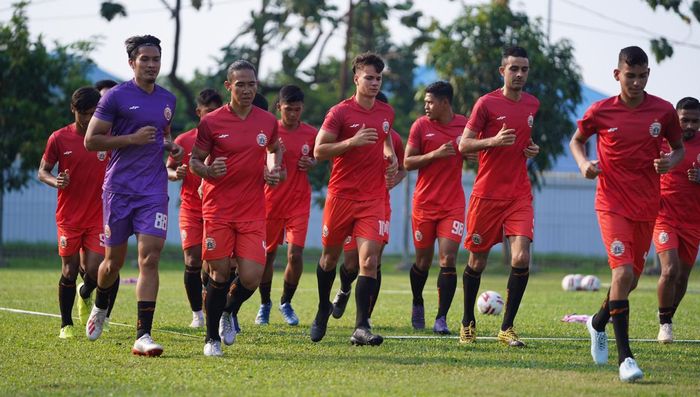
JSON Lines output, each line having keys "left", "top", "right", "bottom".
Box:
{"left": 618, "top": 46, "right": 648, "bottom": 67}
{"left": 502, "top": 46, "right": 528, "bottom": 64}
{"left": 196, "top": 88, "right": 223, "bottom": 108}
{"left": 279, "top": 85, "right": 304, "bottom": 104}
{"left": 125, "top": 35, "right": 161, "bottom": 60}
{"left": 253, "top": 93, "right": 268, "bottom": 111}
{"left": 375, "top": 91, "right": 388, "bottom": 104}
{"left": 94, "top": 79, "right": 118, "bottom": 92}
{"left": 71, "top": 86, "right": 101, "bottom": 112}
{"left": 227, "top": 60, "right": 257, "bottom": 81}
{"left": 676, "top": 96, "right": 700, "bottom": 111}
{"left": 425, "top": 81, "right": 454, "bottom": 104}
{"left": 352, "top": 52, "right": 385, "bottom": 74}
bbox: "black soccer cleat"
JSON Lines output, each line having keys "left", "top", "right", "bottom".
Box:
{"left": 310, "top": 304, "right": 332, "bottom": 342}
{"left": 350, "top": 327, "right": 384, "bottom": 346}
{"left": 331, "top": 289, "right": 351, "bottom": 319}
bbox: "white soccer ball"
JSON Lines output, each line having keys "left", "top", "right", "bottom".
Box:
{"left": 477, "top": 290, "right": 504, "bottom": 315}
{"left": 561, "top": 274, "right": 580, "bottom": 291}
{"left": 572, "top": 274, "right": 584, "bottom": 290}
{"left": 580, "top": 275, "right": 601, "bottom": 291}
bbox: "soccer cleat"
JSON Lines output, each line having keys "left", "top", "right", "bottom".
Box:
{"left": 411, "top": 304, "right": 425, "bottom": 330}
{"left": 59, "top": 325, "right": 75, "bottom": 339}
{"left": 331, "top": 289, "right": 351, "bottom": 319}
{"left": 203, "top": 339, "right": 223, "bottom": 357}
{"left": 433, "top": 316, "right": 451, "bottom": 335}
{"left": 76, "top": 283, "right": 92, "bottom": 325}
{"left": 255, "top": 302, "right": 271, "bottom": 325}
{"left": 657, "top": 323, "right": 673, "bottom": 344}
{"left": 498, "top": 327, "right": 525, "bottom": 347}
{"left": 350, "top": 327, "right": 384, "bottom": 346}
{"left": 131, "top": 333, "right": 164, "bottom": 357}
{"left": 459, "top": 322, "right": 476, "bottom": 344}
{"left": 310, "top": 304, "right": 332, "bottom": 342}
{"left": 219, "top": 312, "right": 237, "bottom": 346}
{"left": 279, "top": 302, "right": 299, "bottom": 326}
{"left": 233, "top": 314, "right": 241, "bottom": 333}
{"left": 619, "top": 357, "right": 644, "bottom": 382}
{"left": 85, "top": 306, "right": 107, "bottom": 341}
{"left": 103, "top": 317, "right": 110, "bottom": 333}
{"left": 190, "top": 311, "right": 205, "bottom": 328}
{"left": 586, "top": 315, "right": 608, "bottom": 365}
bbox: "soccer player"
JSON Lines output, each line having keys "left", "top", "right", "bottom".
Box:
{"left": 38, "top": 87, "right": 106, "bottom": 339}
{"left": 458, "top": 46, "right": 540, "bottom": 347}
{"left": 404, "top": 81, "right": 467, "bottom": 334}
{"left": 311, "top": 52, "right": 398, "bottom": 346}
{"left": 255, "top": 85, "right": 317, "bottom": 326}
{"left": 167, "top": 88, "right": 223, "bottom": 328}
{"left": 84, "top": 35, "right": 183, "bottom": 356}
{"left": 570, "top": 46, "right": 684, "bottom": 382}
{"left": 95, "top": 79, "right": 118, "bottom": 96}
{"left": 653, "top": 96, "right": 700, "bottom": 343}
{"left": 190, "top": 60, "right": 283, "bottom": 357}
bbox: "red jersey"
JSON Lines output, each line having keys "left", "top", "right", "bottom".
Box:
{"left": 658, "top": 135, "right": 700, "bottom": 226}
{"left": 466, "top": 89, "right": 539, "bottom": 200}
{"left": 408, "top": 114, "right": 468, "bottom": 211}
{"left": 169, "top": 129, "right": 202, "bottom": 213}
{"left": 265, "top": 121, "right": 317, "bottom": 219}
{"left": 386, "top": 129, "right": 405, "bottom": 201}
{"left": 42, "top": 123, "right": 108, "bottom": 228}
{"left": 195, "top": 105, "right": 279, "bottom": 222}
{"left": 322, "top": 97, "right": 395, "bottom": 201}
{"left": 578, "top": 93, "right": 683, "bottom": 221}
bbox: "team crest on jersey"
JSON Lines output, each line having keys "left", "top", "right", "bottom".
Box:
{"left": 455, "top": 136, "right": 461, "bottom": 146}
{"left": 180, "top": 229, "right": 188, "bottom": 241}
{"left": 164, "top": 105, "right": 172, "bottom": 121}
{"left": 610, "top": 239, "right": 625, "bottom": 257}
{"left": 649, "top": 121, "right": 661, "bottom": 137}
{"left": 471, "top": 233, "right": 482, "bottom": 245}
{"left": 658, "top": 231, "right": 669, "bottom": 244}
{"left": 414, "top": 230, "right": 423, "bottom": 242}
{"left": 322, "top": 225, "right": 329, "bottom": 238}
{"left": 527, "top": 114, "right": 534, "bottom": 128}
{"left": 59, "top": 235, "right": 67, "bottom": 249}
{"left": 104, "top": 224, "right": 111, "bottom": 239}
{"left": 344, "top": 236, "right": 352, "bottom": 245}
{"left": 696, "top": 153, "right": 700, "bottom": 163}
{"left": 301, "top": 143, "right": 310, "bottom": 156}
{"left": 97, "top": 151, "right": 107, "bottom": 161}
{"left": 205, "top": 237, "right": 216, "bottom": 251}
{"left": 382, "top": 120, "right": 390, "bottom": 134}
{"left": 257, "top": 133, "right": 268, "bottom": 146}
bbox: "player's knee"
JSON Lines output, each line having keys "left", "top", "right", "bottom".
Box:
{"left": 288, "top": 251, "right": 303, "bottom": 267}
{"left": 511, "top": 251, "right": 530, "bottom": 268}
{"left": 660, "top": 262, "right": 679, "bottom": 281}
{"left": 139, "top": 251, "right": 161, "bottom": 269}
{"left": 439, "top": 253, "right": 457, "bottom": 268}
{"left": 184, "top": 255, "right": 202, "bottom": 270}
{"left": 468, "top": 255, "right": 488, "bottom": 272}
{"left": 320, "top": 254, "right": 339, "bottom": 270}
{"left": 61, "top": 266, "right": 79, "bottom": 281}
{"left": 359, "top": 255, "right": 378, "bottom": 273}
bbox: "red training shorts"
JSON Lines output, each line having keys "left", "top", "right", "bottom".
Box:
{"left": 179, "top": 209, "right": 203, "bottom": 251}
{"left": 412, "top": 206, "right": 465, "bottom": 249}
{"left": 322, "top": 194, "right": 385, "bottom": 247}
{"left": 464, "top": 196, "right": 533, "bottom": 253}
{"left": 265, "top": 213, "right": 310, "bottom": 253}
{"left": 56, "top": 225, "right": 105, "bottom": 257}
{"left": 202, "top": 219, "right": 266, "bottom": 264}
{"left": 597, "top": 211, "right": 654, "bottom": 276}
{"left": 653, "top": 219, "right": 700, "bottom": 266}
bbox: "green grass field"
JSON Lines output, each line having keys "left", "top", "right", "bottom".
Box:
{"left": 1, "top": 251, "right": 699, "bottom": 396}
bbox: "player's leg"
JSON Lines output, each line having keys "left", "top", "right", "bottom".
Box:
{"left": 184, "top": 244, "right": 204, "bottom": 327}
{"left": 255, "top": 248, "right": 276, "bottom": 325}
{"left": 130, "top": 233, "right": 165, "bottom": 356}
{"left": 203, "top": 257, "right": 230, "bottom": 356}
{"left": 351, "top": 237, "right": 383, "bottom": 345}
{"left": 497, "top": 235, "right": 530, "bottom": 347}
{"left": 332, "top": 243, "right": 358, "bottom": 319}
{"left": 410, "top": 214, "right": 436, "bottom": 330}
{"left": 657, "top": 248, "right": 680, "bottom": 343}
{"left": 279, "top": 243, "right": 304, "bottom": 325}
{"left": 433, "top": 237, "right": 459, "bottom": 335}
{"left": 670, "top": 230, "right": 699, "bottom": 322}
{"left": 368, "top": 243, "right": 386, "bottom": 321}
{"left": 80, "top": 246, "right": 112, "bottom": 330}
{"left": 460, "top": 250, "right": 488, "bottom": 343}
{"left": 58, "top": 252, "right": 80, "bottom": 338}
{"left": 87, "top": 242, "right": 127, "bottom": 341}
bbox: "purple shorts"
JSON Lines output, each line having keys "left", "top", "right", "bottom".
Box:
{"left": 102, "top": 192, "right": 169, "bottom": 246}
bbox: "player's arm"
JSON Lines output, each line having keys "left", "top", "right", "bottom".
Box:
{"left": 166, "top": 155, "right": 187, "bottom": 182}
{"left": 163, "top": 124, "right": 184, "bottom": 163}
{"left": 387, "top": 162, "right": 407, "bottom": 190}
{"left": 265, "top": 140, "right": 284, "bottom": 186}
{"left": 403, "top": 142, "right": 455, "bottom": 171}
{"left": 383, "top": 132, "right": 398, "bottom": 178}
{"left": 314, "top": 125, "right": 377, "bottom": 161}
{"left": 569, "top": 128, "right": 601, "bottom": 179}
{"left": 84, "top": 117, "right": 156, "bottom": 151}
{"left": 459, "top": 124, "right": 516, "bottom": 154}
{"left": 37, "top": 159, "right": 69, "bottom": 189}
{"left": 655, "top": 139, "right": 685, "bottom": 174}
{"left": 190, "top": 146, "right": 226, "bottom": 179}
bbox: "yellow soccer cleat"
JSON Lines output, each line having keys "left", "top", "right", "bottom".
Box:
{"left": 498, "top": 327, "right": 525, "bottom": 347}
{"left": 59, "top": 325, "right": 75, "bottom": 339}
{"left": 459, "top": 322, "right": 476, "bottom": 344}
{"left": 76, "top": 282, "right": 92, "bottom": 326}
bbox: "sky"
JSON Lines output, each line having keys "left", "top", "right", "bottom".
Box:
{"left": 2, "top": 0, "right": 699, "bottom": 106}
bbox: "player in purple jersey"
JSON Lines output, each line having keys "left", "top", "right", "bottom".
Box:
{"left": 84, "top": 35, "right": 183, "bottom": 356}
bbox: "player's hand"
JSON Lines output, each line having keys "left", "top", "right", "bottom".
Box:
{"left": 207, "top": 157, "right": 227, "bottom": 178}
{"left": 492, "top": 123, "right": 516, "bottom": 147}
{"left": 297, "top": 155, "right": 315, "bottom": 171}
{"left": 56, "top": 169, "right": 70, "bottom": 189}
{"left": 197, "top": 182, "right": 204, "bottom": 199}
{"left": 433, "top": 142, "right": 456, "bottom": 159}
{"left": 654, "top": 151, "right": 672, "bottom": 174}
{"left": 579, "top": 159, "right": 601, "bottom": 179}
{"left": 264, "top": 165, "right": 282, "bottom": 186}
{"left": 351, "top": 124, "right": 378, "bottom": 147}
{"left": 167, "top": 142, "right": 184, "bottom": 163}
{"left": 465, "top": 151, "right": 478, "bottom": 163}
{"left": 385, "top": 154, "right": 398, "bottom": 179}
{"left": 130, "top": 126, "right": 157, "bottom": 145}
{"left": 174, "top": 164, "right": 188, "bottom": 180}
{"left": 688, "top": 162, "right": 699, "bottom": 183}
{"left": 523, "top": 139, "right": 539, "bottom": 158}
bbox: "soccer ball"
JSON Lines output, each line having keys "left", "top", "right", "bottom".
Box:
{"left": 561, "top": 274, "right": 581, "bottom": 291}
{"left": 477, "top": 290, "right": 504, "bottom": 315}
{"left": 580, "top": 275, "right": 601, "bottom": 291}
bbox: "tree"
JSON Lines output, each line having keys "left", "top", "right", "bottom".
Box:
{"left": 0, "top": 1, "right": 94, "bottom": 264}
{"left": 428, "top": 0, "right": 582, "bottom": 181}
{"left": 643, "top": 0, "right": 700, "bottom": 62}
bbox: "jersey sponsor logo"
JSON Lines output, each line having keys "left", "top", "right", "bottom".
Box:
{"left": 128, "top": 105, "right": 140, "bottom": 110}
{"left": 425, "top": 133, "right": 435, "bottom": 137}
{"left": 104, "top": 224, "right": 111, "bottom": 239}
{"left": 527, "top": 114, "right": 534, "bottom": 128}
{"left": 350, "top": 123, "right": 361, "bottom": 128}
{"left": 649, "top": 121, "right": 662, "bottom": 138}
{"left": 322, "top": 225, "right": 329, "bottom": 238}
{"left": 610, "top": 239, "right": 625, "bottom": 257}
{"left": 257, "top": 133, "right": 268, "bottom": 146}
{"left": 63, "top": 151, "right": 72, "bottom": 156}
{"left": 164, "top": 105, "right": 173, "bottom": 121}
{"left": 97, "top": 151, "right": 107, "bottom": 161}
{"left": 59, "top": 235, "right": 67, "bottom": 249}
{"left": 218, "top": 134, "right": 230, "bottom": 139}
{"left": 180, "top": 229, "right": 188, "bottom": 241}
{"left": 471, "top": 233, "right": 482, "bottom": 245}
{"left": 496, "top": 116, "right": 506, "bottom": 121}
{"left": 301, "top": 143, "right": 310, "bottom": 156}
{"left": 205, "top": 237, "right": 216, "bottom": 251}
{"left": 414, "top": 230, "right": 423, "bottom": 242}
{"left": 382, "top": 120, "right": 390, "bottom": 134}
{"left": 658, "top": 231, "right": 669, "bottom": 244}
{"left": 607, "top": 127, "right": 618, "bottom": 133}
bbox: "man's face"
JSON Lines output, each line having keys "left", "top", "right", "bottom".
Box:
{"left": 129, "top": 45, "right": 161, "bottom": 84}
{"left": 278, "top": 101, "right": 304, "bottom": 127}
{"left": 195, "top": 103, "right": 219, "bottom": 119}
{"left": 614, "top": 63, "right": 649, "bottom": 101}
{"left": 73, "top": 107, "right": 96, "bottom": 131}
{"left": 678, "top": 108, "right": 700, "bottom": 140}
{"left": 225, "top": 69, "right": 257, "bottom": 107}
{"left": 499, "top": 56, "right": 529, "bottom": 91}
{"left": 424, "top": 93, "right": 448, "bottom": 121}
{"left": 353, "top": 65, "right": 382, "bottom": 98}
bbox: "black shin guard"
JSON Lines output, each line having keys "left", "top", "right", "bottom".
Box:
{"left": 205, "top": 280, "right": 227, "bottom": 341}
{"left": 409, "top": 264, "right": 428, "bottom": 306}
{"left": 610, "top": 300, "right": 633, "bottom": 364}
{"left": 224, "top": 278, "right": 256, "bottom": 315}
{"left": 339, "top": 264, "right": 358, "bottom": 293}
{"left": 501, "top": 266, "right": 529, "bottom": 331}
{"left": 184, "top": 266, "right": 203, "bottom": 312}
{"left": 136, "top": 301, "right": 156, "bottom": 339}
{"left": 106, "top": 275, "right": 119, "bottom": 318}
{"left": 259, "top": 281, "right": 272, "bottom": 305}
{"left": 436, "top": 267, "right": 457, "bottom": 319}
{"left": 280, "top": 281, "right": 298, "bottom": 305}
{"left": 316, "top": 263, "right": 336, "bottom": 310}
{"left": 462, "top": 267, "right": 482, "bottom": 327}
{"left": 355, "top": 276, "right": 377, "bottom": 329}
{"left": 58, "top": 275, "right": 77, "bottom": 327}
{"left": 591, "top": 289, "right": 611, "bottom": 332}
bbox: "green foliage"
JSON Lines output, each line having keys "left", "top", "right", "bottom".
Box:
{"left": 643, "top": 0, "right": 700, "bottom": 62}
{"left": 99, "top": 1, "right": 127, "bottom": 21}
{"left": 0, "top": 2, "right": 93, "bottom": 192}
{"left": 427, "top": 2, "right": 582, "bottom": 179}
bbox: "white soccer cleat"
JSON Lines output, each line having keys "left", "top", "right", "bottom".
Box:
{"left": 586, "top": 315, "right": 608, "bottom": 365}
{"left": 219, "top": 311, "right": 237, "bottom": 346}
{"left": 190, "top": 310, "right": 205, "bottom": 328}
{"left": 131, "top": 333, "right": 164, "bottom": 357}
{"left": 657, "top": 323, "right": 673, "bottom": 344}
{"left": 619, "top": 357, "right": 643, "bottom": 382}
{"left": 203, "top": 339, "right": 223, "bottom": 357}
{"left": 85, "top": 306, "right": 107, "bottom": 341}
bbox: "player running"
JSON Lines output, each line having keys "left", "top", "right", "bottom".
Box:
{"left": 84, "top": 35, "right": 183, "bottom": 356}
{"left": 653, "top": 96, "right": 700, "bottom": 343}
{"left": 404, "top": 81, "right": 467, "bottom": 334}
{"left": 167, "top": 88, "right": 223, "bottom": 328}
{"left": 458, "top": 46, "right": 540, "bottom": 347}
{"left": 570, "top": 46, "right": 684, "bottom": 382}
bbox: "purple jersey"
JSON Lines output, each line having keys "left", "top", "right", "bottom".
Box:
{"left": 93, "top": 79, "right": 176, "bottom": 196}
